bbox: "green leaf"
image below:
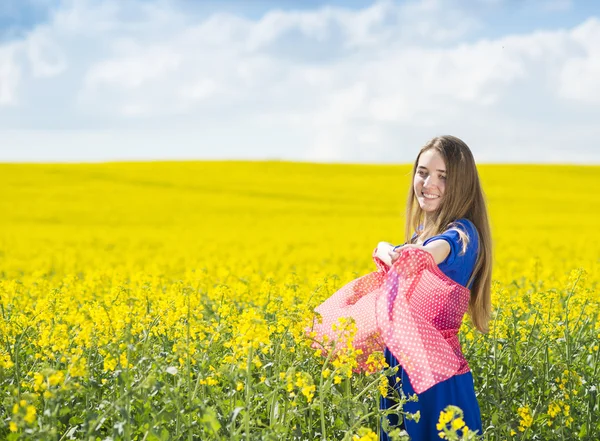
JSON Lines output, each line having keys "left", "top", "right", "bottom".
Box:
{"left": 69, "top": 415, "right": 84, "bottom": 425}
{"left": 201, "top": 407, "right": 222, "bottom": 434}
{"left": 160, "top": 428, "right": 170, "bottom": 441}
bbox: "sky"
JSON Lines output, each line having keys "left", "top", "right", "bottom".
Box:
{"left": 0, "top": 0, "right": 599, "bottom": 164}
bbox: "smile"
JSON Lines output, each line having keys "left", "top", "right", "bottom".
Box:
{"left": 422, "top": 192, "right": 440, "bottom": 199}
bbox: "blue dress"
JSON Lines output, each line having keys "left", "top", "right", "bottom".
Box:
{"left": 379, "top": 218, "right": 483, "bottom": 440}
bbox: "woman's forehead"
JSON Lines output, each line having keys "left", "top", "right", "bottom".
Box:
{"left": 418, "top": 149, "right": 446, "bottom": 170}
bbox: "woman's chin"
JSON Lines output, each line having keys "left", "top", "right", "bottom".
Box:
{"left": 418, "top": 199, "right": 440, "bottom": 212}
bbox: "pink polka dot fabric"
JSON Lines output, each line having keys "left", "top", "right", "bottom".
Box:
{"left": 308, "top": 247, "right": 471, "bottom": 394}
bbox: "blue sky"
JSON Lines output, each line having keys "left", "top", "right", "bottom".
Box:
{"left": 0, "top": 0, "right": 599, "bottom": 163}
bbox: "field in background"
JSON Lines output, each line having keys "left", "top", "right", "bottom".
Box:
{"left": 0, "top": 161, "right": 599, "bottom": 440}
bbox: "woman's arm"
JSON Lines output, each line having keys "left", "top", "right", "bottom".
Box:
{"left": 390, "top": 240, "right": 451, "bottom": 266}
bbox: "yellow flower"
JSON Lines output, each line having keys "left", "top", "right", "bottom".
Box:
{"left": 547, "top": 402, "right": 560, "bottom": 418}
{"left": 49, "top": 371, "right": 64, "bottom": 386}
{"left": 24, "top": 406, "right": 37, "bottom": 424}
{"left": 352, "top": 427, "right": 377, "bottom": 441}
{"left": 451, "top": 417, "right": 465, "bottom": 431}
{"left": 33, "top": 372, "right": 45, "bottom": 392}
{"left": 517, "top": 406, "right": 533, "bottom": 431}
{"left": 119, "top": 352, "right": 132, "bottom": 369}
{"left": 9, "top": 421, "right": 18, "bottom": 432}
{"left": 0, "top": 351, "right": 14, "bottom": 369}
{"left": 103, "top": 354, "right": 117, "bottom": 372}
{"left": 295, "top": 373, "right": 305, "bottom": 388}
{"left": 68, "top": 356, "right": 88, "bottom": 378}
{"left": 378, "top": 375, "right": 388, "bottom": 398}
{"left": 301, "top": 384, "right": 316, "bottom": 402}
{"left": 436, "top": 409, "right": 453, "bottom": 430}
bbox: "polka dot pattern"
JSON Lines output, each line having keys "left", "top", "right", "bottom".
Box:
{"left": 308, "top": 247, "right": 471, "bottom": 395}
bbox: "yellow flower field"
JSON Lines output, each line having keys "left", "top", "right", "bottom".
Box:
{"left": 0, "top": 161, "right": 599, "bottom": 440}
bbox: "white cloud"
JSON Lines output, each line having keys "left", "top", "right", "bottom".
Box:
{"left": 26, "top": 28, "right": 67, "bottom": 77}
{"left": 558, "top": 18, "right": 600, "bottom": 104}
{"left": 183, "top": 78, "right": 221, "bottom": 101}
{"left": 0, "top": 0, "right": 598, "bottom": 163}
{"left": 85, "top": 47, "right": 181, "bottom": 89}
{"left": 0, "top": 43, "right": 21, "bottom": 105}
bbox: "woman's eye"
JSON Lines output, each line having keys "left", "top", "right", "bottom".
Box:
{"left": 418, "top": 171, "right": 427, "bottom": 177}
{"left": 440, "top": 175, "right": 447, "bottom": 180}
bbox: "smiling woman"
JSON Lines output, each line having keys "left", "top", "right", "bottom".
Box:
{"left": 414, "top": 149, "right": 446, "bottom": 211}
{"left": 378, "top": 135, "right": 493, "bottom": 441}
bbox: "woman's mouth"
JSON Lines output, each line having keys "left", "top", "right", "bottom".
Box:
{"left": 421, "top": 191, "right": 440, "bottom": 200}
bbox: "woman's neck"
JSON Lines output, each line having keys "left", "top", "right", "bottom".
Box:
{"left": 422, "top": 214, "right": 435, "bottom": 230}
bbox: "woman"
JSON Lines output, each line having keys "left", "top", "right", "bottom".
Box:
{"left": 378, "top": 135, "right": 493, "bottom": 440}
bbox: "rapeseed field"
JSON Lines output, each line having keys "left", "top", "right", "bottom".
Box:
{"left": 0, "top": 161, "right": 598, "bottom": 440}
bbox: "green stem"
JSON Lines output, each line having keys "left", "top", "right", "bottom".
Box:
{"left": 319, "top": 371, "right": 326, "bottom": 440}
{"left": 317, "top": 343, "right": 336, "bottom": 441}
{"left": 245, "top": 345, "right": 253, "bottom": 440}
{"left": 341, "top": 409, "right": 382, "bottom": 441}
{"left": 186, "top": 287, "right": 193, "bottom": 441}
{"left": 588, "top": 331, "right": 600, "bottom": 437}
{"left": 353, "top": 374, "right": 386, "bottom": 402}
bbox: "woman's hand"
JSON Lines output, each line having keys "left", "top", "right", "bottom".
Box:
{"left": 374, "top": 242, "right": 395, "bottom": 267}
{"left": 390, "top": 241, "right": 451, "bottom": 266}
{"left": 389, "top": 244, "right": 421, "bottom": 265}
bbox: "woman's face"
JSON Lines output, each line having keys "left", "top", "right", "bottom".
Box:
{"left": 413, "top": 149, "right": 447, "bottom": 213}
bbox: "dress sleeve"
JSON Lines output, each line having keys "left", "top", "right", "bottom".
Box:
{"left": 424, "top": 219, "right": 478, "bottom": 268}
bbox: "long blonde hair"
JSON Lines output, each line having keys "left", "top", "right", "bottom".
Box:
{"left": 405, "top": 135, "right": 493, "bottom": 333}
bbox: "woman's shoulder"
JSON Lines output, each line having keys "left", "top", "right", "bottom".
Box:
{"left": 421, "top": 218, "right": 477, "bottom": 267}
{"left": 447, "top": 218, "right": 479, "bottom": 254}
{"left": 449, "top": 218, "right": 477, "bottom": 235}
{"left": 423, "top": 218, "right": 477, "bottom": 246}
